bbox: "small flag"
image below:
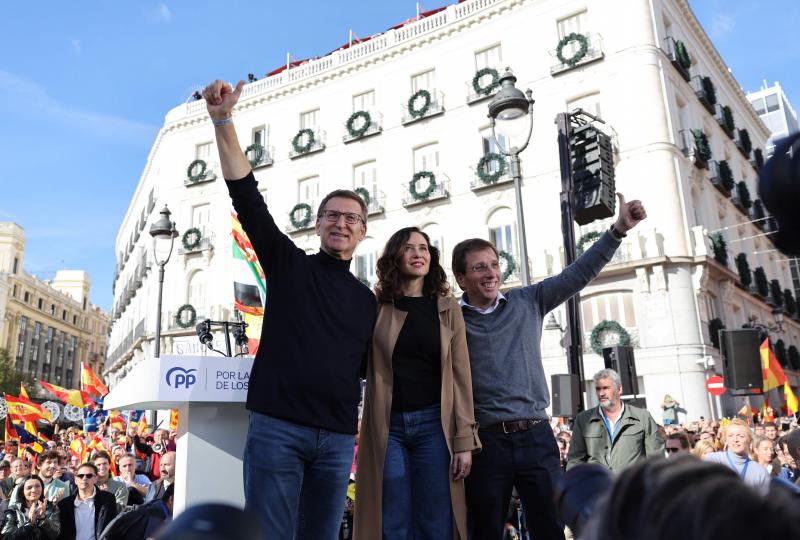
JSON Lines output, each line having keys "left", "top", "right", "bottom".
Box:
{"left": 38, "top": 380, "right": 94, "bottom": 409}
{"left": 785, "top": 381, "right": 799, "bottom": 414}
{"left": 19, "top": 383, "right": 28, "bottom": 399}
{"left": 169, "top": 409, "right": 179, "bottom": 432}
{"left": 68, "top": 437, "right": 87, "bottom": 463}
{"left": 5, "top": 394, "right": 51, "bottom": 423}
{"left": 5, "top": 416, "right": 18, "bottom": 441}
{"left": 108, "top": 410, "right": 126, "bottom": 432}
{"left": 761, "top": 338, "right": 788, "bottom": 392}
{"left": 81, "top": 363, "right": 109, "bottom": 397}
{"left": 137, "top": 414, "right": 149, "bottom": 435}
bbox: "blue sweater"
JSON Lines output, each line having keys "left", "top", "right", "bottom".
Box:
{"left": 461, "top": 231, "right": 620, "bottom": 426}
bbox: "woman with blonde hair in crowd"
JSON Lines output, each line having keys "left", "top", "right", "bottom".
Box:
{"left": 691, "top": 439, "right": 715, "bottom": 459}
{"left": 752, "top": 435, "right": 779, "bottom": 476}
{"left": 704, "top": 418, "right": 770, "bottom": 490}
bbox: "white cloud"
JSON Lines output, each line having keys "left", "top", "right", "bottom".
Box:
{"left": 0, "top": 70, "right": 155, "bottom": 142}
{"left": 710, "top": 13, "right": 735, "bottom": 39}
{"left": 71, "top": 39, "right": 81, "bottom": 54}
{"left": 153, "top": 3, "right": 172, "bottom": 23}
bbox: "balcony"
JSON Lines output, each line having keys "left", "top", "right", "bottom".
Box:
{"left": 177, "top": 231, "right": 215, "bottom": 255}
{"left": 470, "top": 166, "right": 513, "bottom": 192}
{"left": 708, "top": 160, "right": 734, "bottom": 197}
{"left": 680, "top": 129, "right": 711, "bottom": 170}
{"left": 714, "top": 103, "right": 735, "bottom": 139}
{"left": 343, "top": 111, "right": 383, "bottom": 143}
{"left": 750, "top": 148, "right": 764, "bottom": 170}
{"left": 288, "top": 129, "right": 326, "bottom": 159}
{"left": 662, "top": 36, "right": 691, "bottom": 81}
{"left": 465, "top": 68, "right": 501, "bottom": 104}
{"left": 690, "top": 75, "right": 716, "bottom": 115}
{"left": 401, "top": 90, "right": 445, "bottom": 125}
{"left": 734, "top": 128, "right": 752, "bottom": 159}
{"left": 358, "top": 190, "right": 386, "bottom": 217}
{"left": 184, "top": 159, "right": 218, "bottom": 187}
{"left": 246, "top": 144, "right": 274, "bottom": 169}
{"left": 286, "top": 201, "right": 317, "bottom": 234}
{"left": 730, "top": 183, "right": 749, "bottom": 215}
{"left": 550, "top": 33, "right": 604, "bottom": 76}
{"left": 401, "top": 172, "right": 450, "bottom": 207}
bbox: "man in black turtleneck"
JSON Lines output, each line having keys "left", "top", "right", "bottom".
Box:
{"left": 202, "top": 79, "right": 376, "bottom": 540}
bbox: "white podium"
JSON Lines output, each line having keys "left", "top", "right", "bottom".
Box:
{"left": 103, "top": 355, "right": 253, "bottom": 513}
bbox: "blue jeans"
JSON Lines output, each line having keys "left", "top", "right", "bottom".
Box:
{"left": 243, "top": 412, "right": 354, "bottom": 540}
{"left": 382, "top": 405, "right": 453, "bottom": 540}
{"left": 466, "top": 421, "right": 565, "bottom": 540}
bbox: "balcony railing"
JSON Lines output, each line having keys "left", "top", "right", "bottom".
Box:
{"left": 689, "top": 75, "right": 716, "bottom": 115}
{"left": 184, "top": 160, "right": 219, "bottom": 187}
{"left": 470, "top": 168, "right": 513, "bottom": 192}
{"left": 679, "top": 129, "right": 710, "bottom": 170}
{"left": 246, "top": 144, "right": 274, "bottom": 169}
{"left": 734, "top": 129, "right": 752, "bottom": 159}
{"left": 714, "top": 103, "right": 735, "bottom": 139}
{"left": 401, "top": 173, "right": 451, "bottom": 207}
{"left": 177, "top": 232, "right": 215, "bottom": 255}
{"left": 360, "top": 190, "right": 386, "bottom": 216}
{"left": 707, "top": 160, "right": 732, "bottom": 197}
{"left": 550, "top": 33, "right": 604, "bottom": 75}
{"left": 288, "top": 129, "right": 326, "bottom": 159}
{"left": 401, "top": 90, "right": 446, "bottom": 125}
{"left": 343, "top": 111, "right": 383, "bottom": 143}
{"left": 662, "top": 36, "right": 691, "bottom": 81}
{"left": 465, "top": 68, "right": 502, "bottom": 104}
{"left": 286, "top": 201, "right": 318, "bottom": 234}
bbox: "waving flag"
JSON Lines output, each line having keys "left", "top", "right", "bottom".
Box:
{"left": 761, "top": 338, "right": 788, "bottom": 392}
{"left": 81, "top": 363, "right": 109, "bottom": 397}
{"left": 232, "top": 212, "right": 265, "bottom": 355}
{"left": 169, "top": 409, "right": 179, "bottom": 431}
{"left": 107, "top": 410, "right": 126, "bottom": 432}
{"left": 19, "top": 383, "right": 28, "bottom": 399}
{"left": 68, "top": 437, "right": 87, "bottom": 462}
{"left": 5, "top": 416, "right": 18, "bottom": 441}
{"left": 14, "top": 423, "right": 45, "bottom": 454}
{"left": 785, "top": 381, "right": 799, "bottom": 414}
{"left": 5, "top": 395, "right": 51, "bottom": 423}
{"left": 38, "top": 380, "right": 94, "bottom": 409}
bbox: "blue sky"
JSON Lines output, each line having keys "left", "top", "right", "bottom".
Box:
{"left": 1, "top": 1, "right": 797, "bottom": 312}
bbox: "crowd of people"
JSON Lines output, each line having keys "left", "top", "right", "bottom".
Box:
{"left": 0, "top": 424, "right": 177, "bottom": 539}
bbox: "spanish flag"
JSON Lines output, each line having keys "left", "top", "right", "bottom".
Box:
{"left": 169, "top": 409, "right": 179, "bottom": 432}
{"left": 785, "top": 381, "right": 799, "bottom": 414}
{"left": 68, "top": 437, "right": 87, "bottom": 463}
{"left": 81, "top": 363, "right": 109, "bottom": 397}
{"left": 107, "top": 410, "right": 126, "bottom": 432}
{"left": 4, "top": 394, "right": 51, "bottom": 423}
{"left": 19, "top": 383, "right": 28, "bottom": 399}
{"left": 38, "top": 380, "right": 94, "bottom": 409}
{"left": 761, "top": 338, "right": 787, "bottom": 392}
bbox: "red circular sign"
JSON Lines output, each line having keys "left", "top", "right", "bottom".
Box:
{"left": 705, "top": 375, "right": 726, "bottom": 396}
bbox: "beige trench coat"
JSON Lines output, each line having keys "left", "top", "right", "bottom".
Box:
{"left": 353, "top": 295, "right": 481, "bottom": 540}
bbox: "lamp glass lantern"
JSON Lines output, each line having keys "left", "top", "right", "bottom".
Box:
{"left": 488, "top": 68, "right": 534, "bottom": 146}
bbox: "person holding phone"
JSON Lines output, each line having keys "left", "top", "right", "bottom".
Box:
{"left": 0, "top": 475, "right": 60, "bottom": 539}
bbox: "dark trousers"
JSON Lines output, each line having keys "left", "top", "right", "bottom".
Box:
{"left": 466, "top": 421, "right": 565, "bottom": 540}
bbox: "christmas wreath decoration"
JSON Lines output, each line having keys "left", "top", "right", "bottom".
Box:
{"left": 289, "top": 203, "right": 313, "bottom": 229}
{"left": 181, "top": 228, "right": 202, "bottom": 251}
{"left": 407, "top": 89, "right": 432, "bottom": 119}
{"left": 245, "top": 143, "right": 264, "bottom": 167}
{"left": 175, "top": 304, "right": 197, "bottom": 329}
{"left": 346, "top": 111, "right": 372, "bottom": 139}
{"left": 409, "top": 171, "right": 436, "bottom": 200}
{"left": 472, "top": 67, "right": 500, "bottom": 96}
{"left": 576, "top": 231, "right": 602, "bottom": 256}
{"left": 292, "top": 129, "right": 315, "bottom": 154}
{"left": 187, "top": 159, "right": 207, "bottom": 182}
{"left": 476, "top": 153, "right": 507, "bottom": 184}
{"left": 675, "top": 39, "right": 691, "bottom": 70}
{"left": 556, "top": 33, "right": 589, "bottom": 67}
{"left": 590, "top": 320, "right": 631, "bottom": 355}
{"left": 354, "top": 187, "right": 371, "bottom": 206}
{"left": 498, "top": 250, "right": 516, "bottom": 283}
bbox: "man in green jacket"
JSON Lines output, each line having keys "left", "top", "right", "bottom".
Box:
{"left": 567, "top": 369, "right": 664, "bottom": 472}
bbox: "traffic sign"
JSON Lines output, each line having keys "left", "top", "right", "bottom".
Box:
{"left": 706, "top": 375, "right": 726, "bottom": 396}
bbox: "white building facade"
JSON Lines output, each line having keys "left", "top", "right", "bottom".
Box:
{"left": 107, "top": 0, "right": 800, "bottom": 421}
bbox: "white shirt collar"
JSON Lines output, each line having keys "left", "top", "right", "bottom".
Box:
{"left": 460, "top": 291, "right": 506, "bottom": 315}
{"left": 74, "top": 487, "right": 97, "bottom": 507}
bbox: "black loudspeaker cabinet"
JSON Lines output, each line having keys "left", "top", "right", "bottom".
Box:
{"left": 551, "top": 374, "right": 580, "bottom": 418}
{"left": 720, "top": 329, "right": 762, "bottom": 391}
{"left": 602, "top": 346, "right": 639, "bottom": 396}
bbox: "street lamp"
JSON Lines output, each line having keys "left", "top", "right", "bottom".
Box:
{"left": 746, "top": 308, "right": 785, "bottom": 336}
{"left": 149, "top": 205, "right": 178, "bottom": 358}
{"left": 488, "top": 68, "right": 535, "bottom": 286}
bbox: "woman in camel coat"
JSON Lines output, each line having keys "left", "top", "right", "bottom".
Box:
{"left": 354, "top": 226, "right": 481, "bottom": 540}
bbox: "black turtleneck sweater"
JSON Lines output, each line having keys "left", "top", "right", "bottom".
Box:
{"left": 227, "top": 173, "right": 376, "bottom": 434}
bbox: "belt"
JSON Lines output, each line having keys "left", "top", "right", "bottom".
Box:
{"left": 482, "top": 418, "right": 547, "bottom": 433}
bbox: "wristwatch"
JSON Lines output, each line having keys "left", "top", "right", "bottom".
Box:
{"left": 609, "top": 225, "right": 626, "bottom": 240}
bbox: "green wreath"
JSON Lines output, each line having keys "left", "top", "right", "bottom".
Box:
{"left": 245, "top": 143, "right": 264, "bottom": 167}
{"left": 187, "top": 159, "right": 207, "bottom": 182}
{"left": 675, "top": 40, "right": 691, "bottom": 70}
{"left": 292, "top": 129, "right": 315, "bottom": 154}
{"left": 181, "top": 228, "right": 202, "bottom": 251}
{"left": 289, "top": 203, "right": 313, "bottom": 228}
{"left": 498, "top": 250, "right": 516, "bottom": 283}
{"left": 346, "top": 111, "right": 372, "bottom": 139}
{"left": 409, "top": 171, "right": 436, "bottom": 200}
{"left": 576, "top": 231, "right": 602, "bottom": 256}
{"left": 590, "top": 320, "right": 631, "bottom": 355}
{"left": 407, "top": 89, "right": 432, "bottom": 119}
{"left": 556, "top": 33, "right": 589, "bottom": 67}
{"left": 354, "top": 187, "right": 371, "bottom": 206}
{"left": 175, "top": 304, "right": 197, "bottom": 329}
{"left": 476, "top": 153, "right": 507, "bottom": 184}
{"left": 472, "top": 67, "right": 500, "bottom": 96}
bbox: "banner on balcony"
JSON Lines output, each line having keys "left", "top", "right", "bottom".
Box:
{"left": 231, "top": 212, "right": 266, "bottom": 355}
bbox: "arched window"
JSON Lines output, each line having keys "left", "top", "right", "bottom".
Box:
{"left": 421, "top": 223, "right": 445, "bottom": 260}
{"left": 487, "top": 207, "right": 515, "bottom": 255}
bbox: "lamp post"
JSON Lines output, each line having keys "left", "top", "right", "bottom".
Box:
{"left": 487, "top": 68, "right": 535, "bottom": 286}
{"left": 746, "top": 308, "right": 785, "bottom": 337}
{"left": 149, "top": 205, "right": 178, "bottom": 358}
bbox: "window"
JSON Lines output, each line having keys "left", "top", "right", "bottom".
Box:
{"left": 411, "top": 70, "right": 436, "bottom": 93}
{"left": 580, "top": 291, "right": 637, "bottom": 330}
{"left": 188, "top": 271, "right": 207, "bottom": 316}
{"left": 23, "top": 291, "right": 29, "bottom": 303}
{"left": 414, "top": 143, "right": 440, "bottom": 172}
{"left": 475, "top": 44, "right": 502, "bottom": 70}
{"left": 353, "top": 90, "right": 375, "bottom": 112}
{"left": 252, "top": 125, "right": 267, "bottom": 146}
{"left": 488, "top": 208, "right": 515, "bottom": 255}
{"left": 12, "top": 284, "right": 16, "bottom": 298}
{"left": 192, "top": 203, "right": 212, "bottom": 232}
{"left": 298, "top": 176, "right": 320, "bottom": 205}
{"left": 13, "top": 257, "right": 18, "bottom": 274}
{"left": 73, "top": 315, "right": 78, "bottom": 325}
{"left": 557, "top": 10, "right": 587, "bottom": 38}
{"left": 422, "top": 223, "right": 444, "bottom": 256}
{"left": 16, "top": 316, "right": 29, "bottom": 364}
{"left": 195, "top": 142, "right": 213, "bottom": 160}
{"left": 43, "top": 327, "right": 54, "bottom": 366}
{"left": 765, "top": 93, "right": 780, "bottom": 113}
{"left": 50, "top": 304, "right": 55, "bottom": 316}
{"left": 353, "top": 161, "right": 377, "bottom": 198}
{"left": 752, "top": 98, "right": 766, "bottom": 116}
{"left": 354, "top": 238, "right": 378, "bottom": 286}
{"left": 300, "top": 109, "right": 319, "bottom": 130}
{"left": 481, "top": 129, "right": 509, "bottom": 162}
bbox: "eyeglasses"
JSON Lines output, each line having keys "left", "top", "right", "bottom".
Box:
{"left": 319, "top": 210, "right": 364, "bottom": 225}
{"left": 468, "top": 261, "right": 500, "bottom": 274}
{"left": 665, "top": 447, "right": 681, "bottom": 453}
{"left": 75, "top": 473, "right": 95, "bottom": 479}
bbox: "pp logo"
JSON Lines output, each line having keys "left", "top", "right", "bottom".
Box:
{"left": 166, "top": 367, "right": 198, "bottom": 389}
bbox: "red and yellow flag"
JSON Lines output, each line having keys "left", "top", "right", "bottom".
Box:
{"left": 761, "top": 338, "right": 788, "bottom": 392}
{"left": 38, "top": 380, "right": 93, "bottom": 409}
{"left": 107, "top": 410, "right": 126, "bottom": 432}
{"left": 69, "top": 437, "right": 87, "bottom": 463}
{"left": 5, "top": 395, "right": 51, "bottom": 423}
{"left": 4, "top": 416, "right": 18, "bottom": 441}
{"left": 19, "top": 383, "right": 28, "bottom": 399}
{"left": 81, "top": 363, "right": 109, "bottom": 397}
{"left": 136, "top": 414, "right": 149, "bottom": 435}
{"left": 785, "top": 381, "right": 799, "bottom": 414}
{"left": 169, "top": 409, "right": 179, "bottom": 431}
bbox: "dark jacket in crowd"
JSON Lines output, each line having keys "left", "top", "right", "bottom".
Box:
{"left": 0, "top": 500, "right": 61, "bottom": 539}
{"left": 56, "top": 489, "right": 118, "bottom": 540}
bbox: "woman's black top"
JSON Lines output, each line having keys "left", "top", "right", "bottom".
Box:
{"left": 391, "top": 296, "right": 442, "bottom": 413}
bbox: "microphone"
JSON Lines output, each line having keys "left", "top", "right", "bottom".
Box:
{"left": 195, "top": 320, "right": 214, "bottom": 349}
